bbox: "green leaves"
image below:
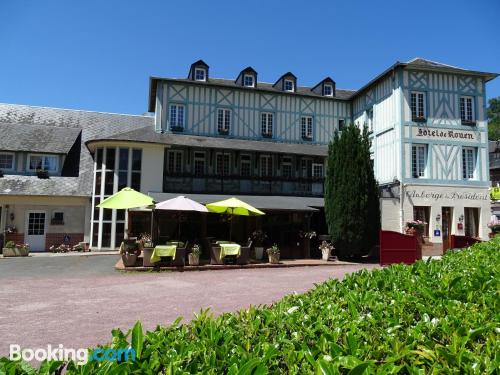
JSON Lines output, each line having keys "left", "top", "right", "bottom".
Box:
{"left": 2, "top": 239, "right": 499, "bottom": 374}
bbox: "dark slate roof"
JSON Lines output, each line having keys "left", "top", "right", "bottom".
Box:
{"left": 149, "top": 77, "right": 355, "bottom": 111}
{"left": 0, "top": 175, "right": 87, "bottom": 197}
{"left": 0, "top": 122, "right": 81, "bottom": 154}
{"left": 88, "top": 125, "right": 328, "bottom": 157}
{"left": 0, "top": 103, "right": 153, "bottom": 197}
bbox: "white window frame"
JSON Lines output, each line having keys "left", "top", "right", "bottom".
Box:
{"left": 194, "top": 68, "right": 206, "bottom": 81}
{"left": 169, "top": 104, "right": 185, "bottom": 129}
{"left": 462, "top": 147, "right": 476, "bottom": 180}
{"left": 284, "top": 79, "right": 294, "bottom": 92}
{"left": 460, "top": 96, "right": 474, "bottom": 122}
{"left": 411, "top": 144, "right": 427, "bottom": 178}
{"left": 167, "top": 150, "right": 183, "bottom": 174}
{"left": 301, "top": 116, "right": 313, "bottom": 139}
{"left": 243, "top": 74, "right": 255, "bottom": 87}
{"left": 240, "top": 154, "right": 251, "bottom": 177}
{"left": 323, "top": 84, "right": 333, "bottom": 97}
{"left": 27, "top": 154, "right": 59, "bottom": 172}
{"left": 216, "top": 152, "right": 231, "bottom": 176}
{"left": 312, "top": 163, "right": 324, "bottom": 178}
{"left": 0, "top": 152, "right": 15, "bottom": 171}
{"left": 259, "top": 155, "right": 273, "bottom": 177}
{"left": 261, "top": 112, "right": 273, "bottom": 137}
{"left": 217, "top": 108, "right": 231, "bottom": 133}
{"left": 193, "top": 151, "right": 206, "bottom": 176}
{"left": 410, "top": 91, "right": 426, "bottom": 120}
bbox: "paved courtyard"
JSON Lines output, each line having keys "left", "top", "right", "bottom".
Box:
{"left": 0, "top": 255, "right": 378, "bottom": 356}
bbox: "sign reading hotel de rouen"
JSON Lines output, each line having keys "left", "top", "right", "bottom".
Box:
{"left": 411, "top": 127, "right": 478, "bottom": 141}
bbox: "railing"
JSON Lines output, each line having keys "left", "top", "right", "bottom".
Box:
{"left": 163, "top": 174, "right": 325, "bottom": 197}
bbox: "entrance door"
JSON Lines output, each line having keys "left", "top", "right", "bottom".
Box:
{"left": 25, "top": 211, "right": 47, "bottom": 252}
{"left": 442, "top": 207, "right": 453, "bottom": 252}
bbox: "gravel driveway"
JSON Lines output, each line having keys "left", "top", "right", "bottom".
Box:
{"left": 0, "top": 255, "right": 378, "bottom": 356}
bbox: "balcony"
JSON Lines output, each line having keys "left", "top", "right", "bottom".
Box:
{"left": 163, "top": 173, "right": 325, "bottom": 197}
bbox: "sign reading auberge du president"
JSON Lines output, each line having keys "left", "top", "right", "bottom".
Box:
{"left": 406, "top": 190, "right": 489, "bottom": 201}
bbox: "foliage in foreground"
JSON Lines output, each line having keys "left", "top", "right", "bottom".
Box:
{"left": 324, "top": 124, "right": 380, "bottom": 257}
{"left": 2, "top": 239, "right": 499, "bottom": 374}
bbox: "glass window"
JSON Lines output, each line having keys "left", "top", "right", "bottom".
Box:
{"left": 169, "top": 104, "right": 185, "bottom": 129}
{"left": 462, "top": 147, "right": 476, "bottom": 179}
{"left": 132, "top": 149, "right": 142, "bottom": 171}
{"left": 460, "top": 96, "right": 474, "bottom": 121}
{"left": 0, "top": 153, "right": 14, "bottom": 170}
{"left": 312, "top": 163, "right": 324, "bottom": 178}
{"left": 216, "top": 153, "right": 231, "bottom": 175}
{"left": 131, "top": 172, "right": 141, "bottom": 190}
{"left": 104, "top": 171, "right": 115, "bottom": 195}
{"left": 323, "top": 84, "right": 333, "bottom": 96}
{"left": 240, "top": 155, "right": 251, "bottom": 177}
{"left": 101, "top": 223, "right": 112, "bottom": 248}
{"left": 194, "top": 152, "right": 205, "bottom": 176}
{"left": 261, "top": 113, "right": 273, "bottom": 137}
{"left": 195, "top": 68, "right": 206, "bottom": 81}
{"left": 105, "top": 148, "right": 115, "bottom": 170}
{"left": 301, "top": 116, "right": 313, "bottom": 139}
{"left": 243, "top": 75, "right": 254, "bottom": 87}
{"left": 338, "top": 119, "right": 345, "bottom": 131}
{"left": 464, "top": 207, "right": 479, "bottom": 237}
{"left": 167, "top": 150, "right": 183, "bottom": 174}
{"left": 217, "top": 108, "right": 231, "bottom": 133}
{"left": 282, "top": 157, "right": 293, "bottom": 178}
{"left": 118, "top": 171, "right": 128, "bottom": 190}
{"left": 413, "top": 206, "right": 430, "bottom": 237}
{"left": 96, "top": 148, "right": 103, "bottom": 170}
{"left": 94, "top": 171, "right": 102, "bottom": 195}
{"left": 119, "top": 148, "right": 129, "bottom": 171}
{"left": 28, "top": 155, "right": 58, "bottom": 172}
{"left": 412, "top": 145, "right": 427, "bottom": 178}
{"left": 284, "top": 79, "right": 294, "bottom": 92}
{"left": 260, "top": 155, "right": 272, "bottom": 177}
{"left": 411, "top": 92, "right": 426, "bottom": 119}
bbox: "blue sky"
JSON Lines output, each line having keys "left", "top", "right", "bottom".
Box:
{"left": 0, "top": 0, "right": 499, "bottom": 115}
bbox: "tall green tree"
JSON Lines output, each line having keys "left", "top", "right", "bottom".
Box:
{"left": 488, "top": 97, "right": 500, "bottom": 141}
{"left": 324, "top": 124, "right": 380, "bottom": 258}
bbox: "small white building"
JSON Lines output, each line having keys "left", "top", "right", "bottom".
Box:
{"left": 353, "top": 58, "right": 497, "bottom": 253}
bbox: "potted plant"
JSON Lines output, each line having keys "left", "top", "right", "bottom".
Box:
{"left": 49, "top": 244, "right": 71, "bottom": 253}
{"left": 251, "top": 230, "right": 267, "bottom": 260}
{"left": 188, "top": 244, "right": 201, "bottom": 266}
{"left": 267, "top": 244, "right": 280, "bottom": 264}
{"left": 2, "top": 240, "right": 16, "bottom": 257}
{"left": 139, "top": 233, "right": 153, "bottom": 248}
{"left": 16, "top": 243, "right": 30, "bottom": 257}
{"left": 120, "top": 240, "right": 140, "bottom": 267}
{"left": 319, "top": 241, "right": 335, "bottom": 261}
{"left": 36, "top": 169, "right": 49, "bottom": 179}
{"left": 487, "top": 221, "right": 500, "bottom": 238}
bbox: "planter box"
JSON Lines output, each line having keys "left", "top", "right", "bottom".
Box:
{"left": 461, "top": 120, "right": 476, "bottom": 126}
{"left": 121, "top": 253, "right": 138, "bottom": 267}
{"left": 3, "top": 247, "right": 30, "bottom": 257}
{"left": 170, "top": 126, "right": 184, "bottom": 132}
{"left": 261, "top": 133, "right": 273, "bottom": 138}
{"left": 412, "top": 117, "right": 427, "bottom": 123}
{"left": 188, "top": 253, "right": 200, "bottom": 266}
{"left": 254, "top": 246, "right": 264, "bottom": 260}
{"left": 218, "top": 129, "right": 229, "bottom": 136}
{"left": 268, "top": 254, "right": 280, "bottom": 264}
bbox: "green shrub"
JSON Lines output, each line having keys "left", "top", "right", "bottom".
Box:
{"left": 2, "top": 239, "right": 499, "bottom": 374}
{"left": 4, "top": 241, "right": 15, "bottom": 249}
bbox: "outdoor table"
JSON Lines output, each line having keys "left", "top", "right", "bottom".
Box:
{"left": 215, "top": 240, "right": 234, "bottom": 245}
{"left": 150, "top": 244, "right": 177, "bottom": 263}
{"left": 219, "top": 243, "right": 241, "bottom": 260}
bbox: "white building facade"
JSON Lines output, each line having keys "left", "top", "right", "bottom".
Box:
{"left": 353, "top": 59, "right": 497, "bottom": 252}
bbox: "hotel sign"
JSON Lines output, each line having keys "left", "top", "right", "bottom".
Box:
{"left": 412, "top": 127, "right": 478, "bottom": 142}
{"left": 406, "top": 190, "right": 489, "bottom": 201}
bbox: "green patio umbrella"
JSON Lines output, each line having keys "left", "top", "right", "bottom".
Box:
{"left": 97, "top": 187, "right": 155, "bottom": 243}
{"left": 206, "top": 197, "right": 265, "bottom": 240}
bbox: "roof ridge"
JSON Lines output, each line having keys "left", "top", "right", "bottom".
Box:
{"left": 406, "top": 57, "right": 462, "bottom": 70}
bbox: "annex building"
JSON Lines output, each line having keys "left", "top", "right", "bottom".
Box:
{"left": 0, "top": 58, "right": 497, "bottom": 255}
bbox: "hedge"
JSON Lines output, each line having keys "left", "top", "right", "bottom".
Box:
{"left": 2, "top": 238, "right": 499, "bottom": 374}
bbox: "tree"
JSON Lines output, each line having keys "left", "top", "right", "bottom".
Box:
{"left": 324, "top": 124, "right": 380, "bottom": 258}
{"left": 487, "top": 97, "right": 500, "bottom": 141}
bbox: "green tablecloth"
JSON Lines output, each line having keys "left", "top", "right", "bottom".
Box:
{"left": 150, "top": 245, "right": 177, "bottom": 263}
{"left": 219, "top": 243, "right": 241, "bottom": 260}
{"left": 216, "top": 240, "right": 233, "bottom": 245}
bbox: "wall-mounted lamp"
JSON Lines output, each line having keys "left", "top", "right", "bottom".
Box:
{"left": 9, "top": 213, "right": 15, "bottom": 221}
{"left": 436, "top": 214, "right": 441, "bottom": 222}
{"left": 459, "top": 214, "right": 464, "bottom": 222}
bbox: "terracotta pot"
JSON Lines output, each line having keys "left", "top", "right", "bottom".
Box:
{"left": 268, "top": 253, "right": 280, "bottom": 264}
{"left": 188, "top": 253, "right": 200, "bottom": 266}
{"left": 121, "top": 253, "right": 138, "bottom": 267}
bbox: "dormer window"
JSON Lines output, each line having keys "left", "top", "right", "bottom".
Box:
{"left": 195, "top": 68, "right": 206, "bottom": 81}
{"left": 323, "top": 84, "right": 333, "bottom": 97}
{"left": 244, "top": 75, "right": 255, "bottom": 87}
{"left": 284, "top": 80, "right": 294, "bottom": 92}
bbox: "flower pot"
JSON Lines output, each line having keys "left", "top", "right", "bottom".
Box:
{"left": 121, "top": 253, "right": 138, "bottom": 267}
{"left": 268, "top": 253, "right": 280, "bottom": 264}
{"left": 2, "top": 247, "right": 29, "bottom": 257}
{"left": 254, "top": 246, "right": 264, "bottom": 260}
{"left": 188, "top": 253, "right": 200, "bottom": 266}
{"left": 321, "top": 249, "right": 330, "bottom": 261}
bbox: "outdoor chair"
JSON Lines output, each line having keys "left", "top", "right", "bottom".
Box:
{"left": 158, "top": 241, "right": 188, "bottom": 267}
{"left": 210, "top": 245, "right": 224, "bottom": 265}
{"left": 236, "top": 240, "right": 252, "bottom": 265}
